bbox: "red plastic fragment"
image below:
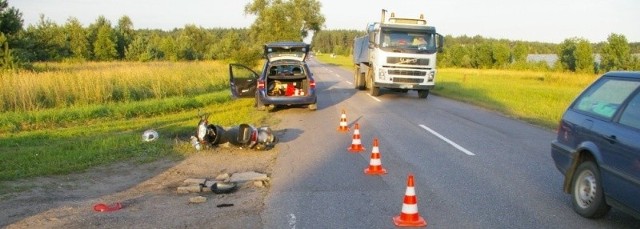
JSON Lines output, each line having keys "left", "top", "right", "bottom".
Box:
{"left": 93, "top": 202, "right": 122, "bottom": 212}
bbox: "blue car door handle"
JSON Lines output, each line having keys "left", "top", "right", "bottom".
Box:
{"left": 602, "top": 134, "right": 617, "bottom": 144}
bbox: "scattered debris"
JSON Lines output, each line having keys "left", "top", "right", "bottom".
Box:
{"left": 177, "top": 185, "right": 204, "bottom": 194}
{"left": 177, "top": 171, "right": 268, "bottom": 195}
{"left": 253, "top": 180, "right": 266, "bottom": 188}
{"left": 142, "top": 129, "right": 159, "bottom": 142}
{"left": 215, "top": 173, "right": 230, "bottom": 182}
{"left": 93, "top": 202, "right": 123, "bottom": 212}
{"left": 191, "top": 115, "right": 278, "bottom": 151}
{"left": 211, "top": 182, "right": 238, "bottom": 194}
{"left": 230, "top": 171, "right": 269, "bottom": 183}
{"left": 189, "top": 196, "right": 207, "bottom": 204}
{"left": 183, "top": 178, "right": 206, "bottom": 184}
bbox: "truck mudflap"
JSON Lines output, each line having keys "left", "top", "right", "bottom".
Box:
{"left": 374, "top": 82, "right": 434, "bottom": 90}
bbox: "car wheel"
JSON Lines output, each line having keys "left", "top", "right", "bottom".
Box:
{"left": 266, "top": 104, "right": 275, "bottom": 112}
{"left": 570, "top": 161, "right": 610, "bottom": 218}
{"left": 308, "top": 103, "right": 317, "bottom": 111}
{"left": 418, "top": 90, "right": 429, "bottom": 99}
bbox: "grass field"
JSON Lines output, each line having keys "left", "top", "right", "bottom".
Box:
{"left": 0, "top": 61, "right": 271, "bottom": 185}
{"left": 316, "top": 53, "right": 599, "bottom": 129}
{"left": 0, "top": 56, "right": 599, "bottom": 184}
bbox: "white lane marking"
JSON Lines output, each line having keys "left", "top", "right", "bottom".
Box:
{"left": 368, "top": 94, "right": 381, "bottom": 102}
{"left": 419, "top": 124, "right": 476, "bottom": 156}
{"left": 335, "top": 73, "right": 341, "bottom": 78}
{"left": 345, "top": 81, "right": 353, "bottom": 85}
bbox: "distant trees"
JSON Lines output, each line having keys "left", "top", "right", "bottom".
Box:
{"left": 65, "top": 17, "right": 89, "bottom": 60}
{"left": 23, "top": 15, "right": 67, "bottom": 61}
{"left": 314, "top": 30, "right": 639, "bottom": 73}
{"left": 241, "top": 0, "right": 325, "bottom": 65}
{"left": 557, "top": 38, "right": 594, "bottom": 73}
{"left": 311, "top": 29, "right": 362, "bottom": 56}
{"left": 115, "top": 16, "right": 134, "bottom": 59}
{"left": 0, "top": 0, "right": 22, "bottom": 69}
{"left": 244, "top": 0, "right": 325, "bottom": 44}
{"left": 601, "top": 33, "right": 636, "bottom": 71}
{"left": 1, "top": 0, "right": 637, "bottom": 73}
{"left": 93, "top": 22, "right": 117, "bottom": 60}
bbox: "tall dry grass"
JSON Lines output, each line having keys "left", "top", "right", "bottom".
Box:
{"left": 0, "top": 61, "right": 230, "bottom": 112}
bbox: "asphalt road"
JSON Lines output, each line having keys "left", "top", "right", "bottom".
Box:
{"left": 261, "top": 59, "right": 640, "bottom": 228}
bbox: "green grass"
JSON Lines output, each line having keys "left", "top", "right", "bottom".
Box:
{"left": 316, "top": 54, "right": 599, "bottom": 129}
{"left": 314, "top": 53, "right": 353, "bottom": 69}
{"left": 0, "top": 97, "right": 269, "bottom": 182}
{"left": 0, "top": 96, "right": 268, "bottom": 180}
{"left": 0, "top": 61, "right": 272, "bottom": 183}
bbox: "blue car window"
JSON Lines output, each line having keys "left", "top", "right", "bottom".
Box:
{"left": 619, "top": 92, "right": 640, "bottom": 130}
{"left": 573, "top": 78, "right": 640, "bottom": 119}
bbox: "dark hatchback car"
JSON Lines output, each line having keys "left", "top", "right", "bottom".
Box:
{"left": 551, "top": 71, "right": 640, "bottom": 219}
{"left": 229, "top": 42, "right": 317, "bottom": 111}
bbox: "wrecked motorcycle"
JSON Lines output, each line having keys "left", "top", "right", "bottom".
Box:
{"left": 191, "top": 115, "right": 277, "bottom": 150}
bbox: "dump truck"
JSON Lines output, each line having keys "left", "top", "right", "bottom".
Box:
{"left": 353, "top": 9, "right": 443, "bottom": 98}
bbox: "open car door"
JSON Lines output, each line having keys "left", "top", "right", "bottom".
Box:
{"left": 229, "top": 64, "right": 259, "bottom": 98}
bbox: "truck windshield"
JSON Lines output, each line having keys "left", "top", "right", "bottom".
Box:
{"left": 380, "top": 30, "right": 436, "bottom": 53}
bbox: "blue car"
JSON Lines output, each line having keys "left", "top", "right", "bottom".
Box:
{"left": 551, "top": 71, "right": 640, "bottom": 219}
{"left": 229, "top": 42, "right": 317, "bottom": 111}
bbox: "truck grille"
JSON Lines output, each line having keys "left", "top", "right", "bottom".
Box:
{"left": 387, "top": 57, "right": 430, "bottom": 65}
{"left": 392, "top": 78, "right": 424, "bottom": 84}
{"left": 388, "top": 69, "right": 426, "bottom": 77}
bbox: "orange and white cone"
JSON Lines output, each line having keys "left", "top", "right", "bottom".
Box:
{"left": 393, "top": 174, "right": 427, "bottom": 227}
{"left": 364, "top": 138, "right": 387, "bottom": 175}
{"left": 337, "top": 110, "right": 350, "bottom": 132}
{"left": 347, "top": 123, "right": 365, "bottom": 153}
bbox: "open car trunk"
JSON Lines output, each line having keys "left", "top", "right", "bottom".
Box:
{"left": 265, "top": 63, "right": 311, "bottom": 97}
{"left": 266, "top": 74, "right": 311, "bottom": 97}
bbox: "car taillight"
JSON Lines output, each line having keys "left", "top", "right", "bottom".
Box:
{"left": 557, "top": 121, "right": 570, "bottom": 142}
{"left": 309, "top": 80, "right": 316, "bottom": 89}
{"left": 257, "top": 80, "right": 265, "bottom": 89}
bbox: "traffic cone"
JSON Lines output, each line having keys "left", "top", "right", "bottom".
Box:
{"left": 337, "top": 110, "right": 350, "bottom": 132}
{"left": 347, "top": 123, "right": 365, "bottom": 153}
{"left": 364, "top": 138, "right": 387, "bottom": 175}
{"left": 393, "top": 174, "right": 427, "bottom": 227}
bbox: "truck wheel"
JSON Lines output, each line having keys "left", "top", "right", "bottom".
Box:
{"left": 570, "top": 161, "right": 610, "bottom": 218}
{"left": 356, "top": 73, "right": 366, "bottom": 90}
{"left": 354, "top": 66, "right": 362, "bottom": 90}
{"left": 418, "top": 90, "right": 429, "bottom": 99}
{"left": 367, "top": 73, "right": 380, "bottom": 96}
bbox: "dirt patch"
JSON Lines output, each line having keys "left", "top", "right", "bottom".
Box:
{"left": 0, "top": 146, "right": 278, "bottom": 228}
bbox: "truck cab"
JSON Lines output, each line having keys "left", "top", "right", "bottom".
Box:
{"left": 353, "top": 10, "right": 443, "bottom": 99}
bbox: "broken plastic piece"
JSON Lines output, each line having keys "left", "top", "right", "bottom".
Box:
{"left": 211, "top": 182, "right": 238, "bottom": 194}
{"left": 93, "top": 202, "right": 122, "bottom": 212}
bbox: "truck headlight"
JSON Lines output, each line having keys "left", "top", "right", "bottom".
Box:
{"left": 427, "top": 71, "right": 435, "bottom": 82}
{"left": 379, "top": 70, "right": 387, "bottom": 80}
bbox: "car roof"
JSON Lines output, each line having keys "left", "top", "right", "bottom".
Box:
{"left": 603, "top": 71, "right": 640, "bottom": 79}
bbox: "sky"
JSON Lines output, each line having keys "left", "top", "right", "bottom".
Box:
{"left": 10, "top": 0, "right": 640, "bottom": 43}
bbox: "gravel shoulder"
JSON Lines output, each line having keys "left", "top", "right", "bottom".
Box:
{"left": 0, "top": 146, "right": 278, "bottom": 228}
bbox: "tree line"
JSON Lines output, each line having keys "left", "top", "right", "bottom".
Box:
{"left": 0, "top": 0, "right": 324, "bottom": 69}
{"left": 311, "top": 30, "right": 640, "bottom": 73}
{"left": 2, "top": 0, "right": 638, "bottom": 73}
